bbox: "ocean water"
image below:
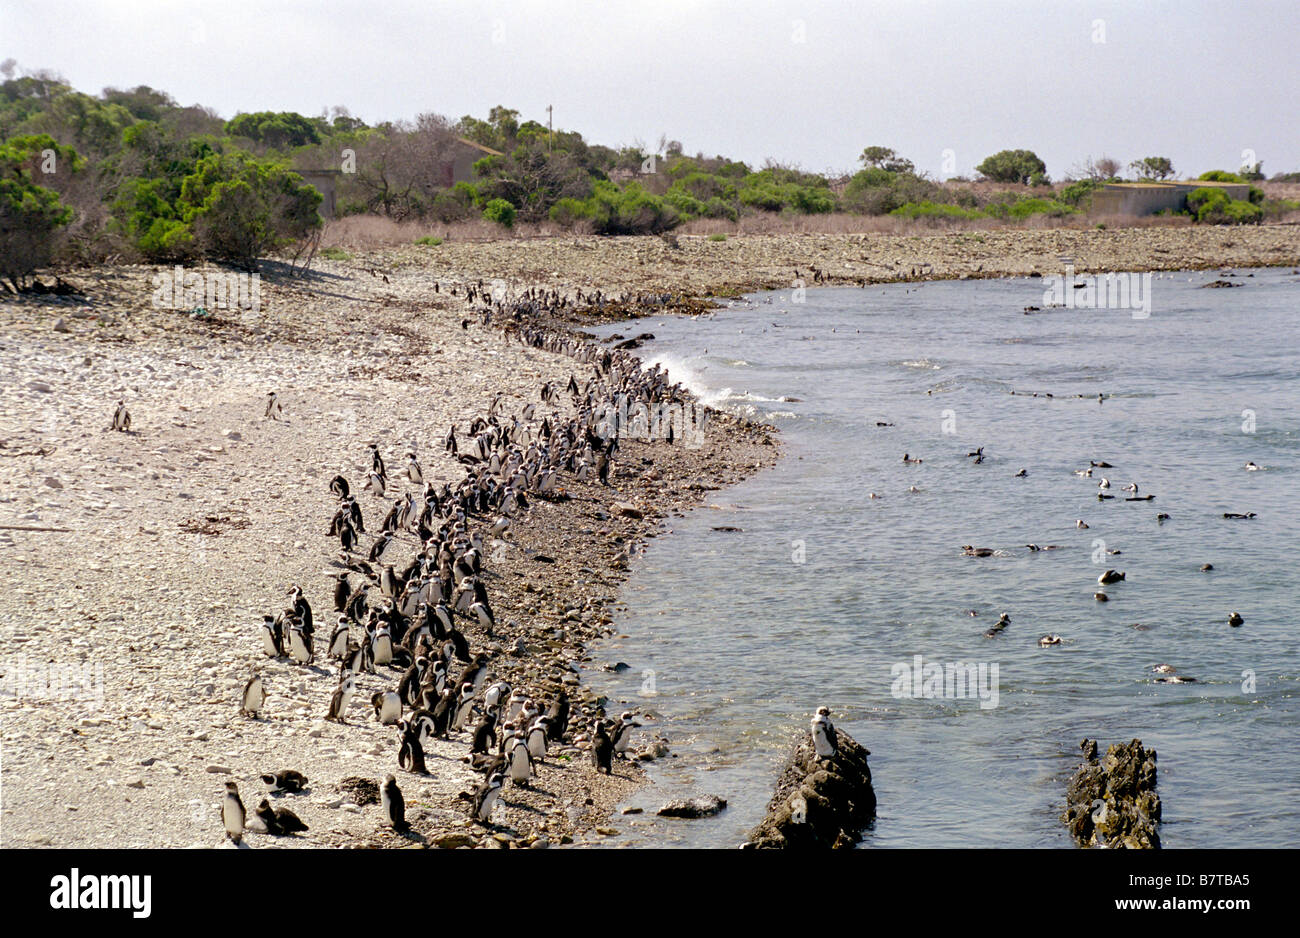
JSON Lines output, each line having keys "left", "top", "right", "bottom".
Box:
{"left": 582, "top": 268, "right": 1300, "bottom": 849}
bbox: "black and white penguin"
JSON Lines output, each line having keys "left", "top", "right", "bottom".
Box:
{"left": 381, "top": 774, "right": 409, "bottom": 832}
{"left": 111, "top": 400, "right": 131, "bottom": 432}
{"left": 811, "top": 706, "right": 838, "bottom": 761}
{"left": 222, "top": 781, "right": 245, "bottom": 843}
{"left": 265, "top": 391, "right": 283, "bottom": 420}
{"left": 240, "top": 674, "right": 265, "bottom": 719}
{"left": 451, "top": 682, "right": 477, "bottom": 733}
{"left": 1228, "top": 611, "right": 1244, "bottom": 627}
{"left": 527, "top": 716, "right": 549, "bottom": 762}
{"left": 326, "top": 672, "right": 356, "bottom": 723}
{"left": 591, "top": 721, "right": 614, "bottom": 775}
{"left": 371, "top": 690, "right": 402, "bottom": 725}
{"left": 398, "top": 722, "right": 428, "bottom": 775}
{"left": 260, "top": 770, "right": 307, "bottom": 794}
{"left": 288, "top": 622, "right": 313, "bottom": 665}
{"left": 470, "top": 771, "right": 504, "bottom": 824}
{"left": 371, "top": 624, "right": 393, "bottom": 667}
{"left": 252, "top": 798, "right": 280, "bottom": 835}
{"left": 406, "top": 453, "right": 423, "bottom": 485}
{"left": 1098, "top": 569, "right": 1126, "bottom": 585}
{"left": 546, "top": 691, "right": 569, "bottom": 742}
{"left": 330, "top": 475, "right": 350, "bottom": 499}
{"left": 327, "top": 617, "right": 350, "bottom": 660}
{"left": 260, "top": 615, "right": 283, "bottom": 657}
{"left": 507, "top": 735, "right": 534, "bottom": 787}
{"left": 470, "top": 707, "right": 499, "bottom": 755}
{"left": 398, "top": 657, "right": 427, "bottom": 707}
{"left": 610, "top": 711, "right": 641, "bottom": 759}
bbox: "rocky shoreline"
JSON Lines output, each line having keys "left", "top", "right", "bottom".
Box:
{"left": 0, "top": 260, "right": 776, "bottom": 849}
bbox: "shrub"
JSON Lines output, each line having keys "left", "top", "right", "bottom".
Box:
{"left": 889, "top": 201, "right": 983, "bottom": 221}
{"left": 976, "top": 149, "right": 1047, "bottom": 184}
{"left": 707, "top": 233, "right": 727, "bottom": 241}
{"left": 319, "top": 246, "right": 352, "bottom": 259}
{"left": 0, "top": 134, "right": 83, "bottom": 291}
{"left": 1197, "top": 170, "right": 1245, "bottom": 183}
{"left": 483, "top": 197, "right": 516, "bottom": 228}
{"left": 1060, "top": 178, "right": 1103, "bottom": 207}
{"left": 414, "top": 235, "right": 443, "bottom": 246}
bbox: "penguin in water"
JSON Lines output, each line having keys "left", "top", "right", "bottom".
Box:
{"left": 326, "top": 671, "right": 356, "bottom": 723}
{"left": 111, "top": 400, "right": 131, "bottom": 432}
{"left": 371, "top": 690, "right": 402, "bottom": 725}
{"left": 240, "top": 674, "right": 265, "bottom": 718}
{"left": 610, "top": 711, "right": 641, "bottom": 759}
{"left": 1098, "top": 569, "right": 1126, "bottom": 585}
{"left": 591, "top": 721, "right": 614, "bottom": 775}
{"left": 222, "top": 781, "right": 245, "bottom": 844}
{"left": 811, "top": 706, "right": 838, "bottom": 761}
{"left": 381, "top": 774, "right": 409, "bottom": 832}
{"left": 1228, "top": 611, "right": 1244, "bottom": 627}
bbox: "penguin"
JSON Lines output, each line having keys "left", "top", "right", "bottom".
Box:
{"left": 260, "top": 770, "right": 307, "bottom": 794}
{"left": 222, "top": 781, "right": 245, "bottom": 843}
{"left": 451, "top": 682, "right": 478, "bottom": 732}
{"left": 507, "top": 735, "right": 534, "bottom": 787}
{"left": 371, "top": 690, "right": 402, "bottom": 725}
{"left": 1039, "top": 634, "right": 1063, "bottom": 646}
{"left": 471, "top": 707, "right": 499, "bottom": 755}
{"left": 469, "top": 771, "right": 504, "bottom": 825}
{"left": 1228, "top": 611, "right": 1243, "bottom": 627}
{"left": 330, "top": 475, "right": 351, "bottom": 499}
{"left": 398, "top": 722, "right": 428, "bottom": 775}
{"left": 111, "top": 400, "right": 131, "bottom": 432}
{"left": 326, "top": 671, "right": 356, "bottom": 723}
{"left": 272, "top": 805, "right": 308, "bottom": 834}
{"left": 591, "top": 721, "right": 614, "bottom": 775}
{"left": 527, "top": 716, "right": 549, "bottom": 761}
{"left": 469, "top": 600, "right": 496, "bottom": 636}
{"left": 265, "top": 391, "right": 283, "bottom": 420}
{"left": 811, "top": 706, "right": 838, "bottom": 761}
{"left": 260, "top": 615, "right": 283, "bottom": 657}
{"left": 381, "top": 774, "right": 409, "bottom": 832}
{"left": 240, "top": 674, "right": 265, "bottom": 719}
{"left": 1098, "top": 570, "right": 1126, "bottom": 584}
{"left": 251, "top": 798, "right": 281, "bottom": 835}
{"left": 546, "top": 690, "right": 569, "bottom": 742}
{"left": 332, "top": 573, "right": 351, "bottom": 612}
{"left": 327, "top": 617, "right": 350, "bottom": 660}
{"left": 406, "top": 453, "right": 423, "bottom": 485}
{"left": 610, "top": 711, "right": 641, "bottom": 759}
{"left": 371, "top": 625, "right": 393, "bottom": 667}
{"left": 398, "top": 657, "right": 427, "bottom": 707}
{"left": 288, "top": 623, "right": 313, "bottom": 665}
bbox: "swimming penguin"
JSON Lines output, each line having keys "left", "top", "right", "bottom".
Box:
{"left": 610, "top": 711, "right": 641, "bottom": 759}
{"left": 1094, "top": 592, "right": 1110, "bottom": 602}
{"left": 111, "top": 400, "right": 131, "bottom": 432}
{"left": 469, "top": 771, "right": 504, "bottom": 825}
{"left": 591, "top": 721, "right": 614, "bottom": 775}
{"left": 222, "top": 781, "right": 245, "bottom": 843}
{"left": 398, "top": 722, "right": 428, "bottom": 775}
{"left": 1038, "top": 634, "right": 1063, "bottom": 646}
{"left": 265, "top": 391, "right": 283, "bottom": 421}
{"left": 381, "top": 775, "right": 409, "bottom": 832}
{"left": 371, "top": 690, "right": 402, "bottom": 725}
{"left": 1014, "top": 468, "right": 1028, "bottom": 477}
{"left": 1098, "top": 569, "right": 1126, "bottom": 584}
{"left": 1076, "top": 520, "right": 1089, "bottom": 529}
{"left": 811, "top": 706, "right": 838, "bottom": 761}
{"left": 240, "top": 674, "right": 265, "bottom": 718}
{"left": 260, "top": 770, "right": 307, "bottom": 794}
{"left": 1228, "top": 611, "right": 1243, "bottom": 627}
{"left": 326, "top": 672, "right": 356, "bottom": 723}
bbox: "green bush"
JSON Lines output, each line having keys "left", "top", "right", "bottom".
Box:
{"left": 1221, "top": 200, "right": 1262, "bottom": 224}
{"left": 483, "top": 197, "right": 516, "bottom": 228}
{"left": 976, "top": 149, "right": 1047, "bottom": 184}
{"left": 1261, "top": 198, "right": 1300, "bottom": 219}
{"left": 319, "top": 246, "right": 352, "bottom": 259}
{"left": 889, "top": 201, "right": 983, "bottom": 220}
{"left": 549, "top": 181, "right": 680, "bottom": 234}
{"left": 707, "top": 233, "right": 727, "bottom": 241}
{"left": 414, "top": 235, "right": 443, "bottom": 246}
{"left": 1197, "top": 170, "right": 1244, "bottom": 183}
{"left": 1060, "top": 178, "right": 1102, "bottom": 207}
{"left": 842, "top": 168, "right": 942, "bottom": 215}
{"left": 0, "top": 134, "right": 83, "bottom": 290}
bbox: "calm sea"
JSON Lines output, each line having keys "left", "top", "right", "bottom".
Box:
{"left": 583, "top": 267, "right": 1299, "bottom": 848}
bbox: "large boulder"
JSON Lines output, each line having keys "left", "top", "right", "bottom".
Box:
{"left": 744, "top": 728, "right": 876, "bottom": 849}
{"left": 1062, "top": 738, "right": 1161, "bottom": 849}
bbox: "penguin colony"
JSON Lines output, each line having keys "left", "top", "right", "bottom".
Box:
{"left": 232, "top": 303, "right": 702, "bottom": 842}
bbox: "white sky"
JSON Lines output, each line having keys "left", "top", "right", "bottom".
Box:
{"left": 4, "top": 0, "right": 1298, "bottom": 179}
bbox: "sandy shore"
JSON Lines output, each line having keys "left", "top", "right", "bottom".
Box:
{"left": 2, "top": 223, "right": 1293, "bottom": 848}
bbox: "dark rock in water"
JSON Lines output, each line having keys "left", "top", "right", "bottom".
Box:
{"left": 711, "top": 526, "right": 743, "bottom": 532}
{"left": 338, "top": 776, "right": 380, "bottom": 806}
{"left": 744, "top": 727, "right": 875, "bottom": 849}
{"left": 1062, "top": 738, "right": 1160, "bottom": 849}
{"left": 658, "top": 795, "right": 727, "bottom": 819}
{"left": 1201, "top": 279, "right": 1241, "bottom": 288}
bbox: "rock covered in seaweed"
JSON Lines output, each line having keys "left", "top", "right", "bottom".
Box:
{"left": 744, "top": 723, "right": 875, "bottom": 849}
{"left": 1062, "top": 738, "right": 1161, "bottom": 849}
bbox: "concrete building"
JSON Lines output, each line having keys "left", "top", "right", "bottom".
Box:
{"left": 1091, "top": 180, "right": 1250, "bottom": 216}
{"left": 297, "top": 169, "right": 340, "bottom": 219}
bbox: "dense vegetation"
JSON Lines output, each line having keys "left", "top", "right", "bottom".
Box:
{"left": 1, "top": 66, "right": 1297, "bottom": 280}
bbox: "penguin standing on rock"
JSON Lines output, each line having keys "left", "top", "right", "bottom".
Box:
{"left": 326, "top": 672, "right": 356, "bottom": 723}
{"left": 591, "top": 721, "right": 614, "bottom": 775}
{"left": 111, "top": 400, "right": 131, "bottom": 432}
{"left": 467, "top": 771, "right": 503, "bottom": 824}
{"left": 811, "top": 706, "right": 838, "bottom": 761}
{"left": 371, "top": 690, "right": 402, "bottom": 725}
{"left": 610, "top": 711, "right": 641, "bottom": 759}
{"left": 222, "top": 782, "right": 245, "bottom": 843}
{"left": 398, "top": 722, "right": 428, "bottom": 775}
{"left": 381, "top": 774, "right": 409, "bottom": 832}
{"left": 265, "top": 391, "right": 283, "bottom": 420}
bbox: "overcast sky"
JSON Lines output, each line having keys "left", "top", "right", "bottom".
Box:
{"left": 6, "top": 0, "right": 1298, "bottom": 179}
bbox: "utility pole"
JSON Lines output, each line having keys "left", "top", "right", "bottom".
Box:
{"left": 546, "top": 105, "right": 553, "bottom": 152}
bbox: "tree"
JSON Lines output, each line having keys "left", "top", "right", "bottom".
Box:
{"left": 975, "top": 149, "right": 1047, "bottom": 184}
{"left": 0, "top": 134, "right": 82, "bottom": 291}
{"left": 1130, "top": 156, "right": 1175, "bottom": 180}
{"left": 859, "top": 146, "right": 914, "bottom": 174}
{"left": 225, "top": 111, "right": 322, "bottom": 150}
{"left": 1240, "top": 161, "right": 1264, "bottom": 181}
